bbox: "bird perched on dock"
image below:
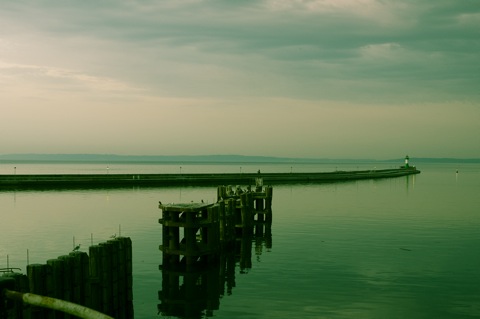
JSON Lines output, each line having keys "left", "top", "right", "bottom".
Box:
{"left": 72, "top": 244, "right": 81, "bottom": 252}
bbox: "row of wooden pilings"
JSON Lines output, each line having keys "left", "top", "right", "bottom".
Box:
{"left": 158, "top": 182, "right": 273, "bottom": 318}
{"left": 0, "top": 237, "right": 133, "bottom": 319}
{"left": 158, "top": 183, "right": 273, "bottom": 270}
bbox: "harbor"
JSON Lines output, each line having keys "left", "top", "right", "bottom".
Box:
{"left": 0, "top": 161, "right": 478, "bottom": 319}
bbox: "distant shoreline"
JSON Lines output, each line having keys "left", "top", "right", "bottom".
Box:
{"left": 0, "top": 153, "right": 478, "bottom": 164}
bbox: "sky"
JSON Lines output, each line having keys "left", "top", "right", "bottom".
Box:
{"left": 1, "top": 0, "right": 479, "bottom": 160}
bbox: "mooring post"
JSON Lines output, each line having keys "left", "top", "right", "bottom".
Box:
{"left": 27, "top": 263, "right": 49, "bottom": 318}
{"left": 240, "top": 193, "right": 254, "bottom": 234}
{"left": 115, "top": 237, "right": 133, "bottom": 319}
{"left": 207, "top": 205, "right": 220, "bottom": 258}
{"left": 68, "top": 251, "right": 89, "bottom": 305}
{"left": 185, "top": 210, "right": 197, "bottom": 269}
{"left": 99, "top": 241, "right": 114, "bottom": 316}
{"left": 218, "top": 200, "right": 226, "bottom": 245}
{"left": 226, "top": 199, "right": 235, "bottom": 242}
{"left": 255, "top": 189, "right": 265, "bottom": 223}
{"left": 106, "top": 240, "right": 119, "bottom": 317}
{"left": 121, "top": 237, "right": 134, "bottom": 319}
{"left": 265, "top": 186, "right": 273, "bottom": 223}
{"left": 240, "top": 193, "right": 248, "bottom": 230}
{"left": 217, "top": 186, "right": 226, "bottom": 201}
{"left": 0, "top": 276, "right": 16, "bottom": 318}
{"left": 58, "top": 254, "right": 75, "bottom": 308}
{"left": 3, "top": 272, "right": 29, "bottom": 318}
{"left": 88, "top": 245, "right": 103, "bottom": 312}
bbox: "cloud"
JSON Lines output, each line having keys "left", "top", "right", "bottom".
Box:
{"left": 0, "top": 0, "right": 479, "bottom": 157}
{"left": 0, "top": 60, "right": 141, "bottom": 95}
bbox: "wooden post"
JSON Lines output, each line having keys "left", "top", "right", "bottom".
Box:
{"left": 265, "top": 186, "right": 273, "bottom": 223}
{"left": 1, "top": 273, "right": 28, "bottom": 319}
{"left": 255, "top": 183, "right": 264, "bottom": 223}
{"left": 116, "top": 237, "right": 133, "bottom": 319}
{"left": 106, "top": 240, "right": 119, "bottom": 318}
{"left": 240, "top": 193, "right": 252, "bottom": 234}
{"left": 88, "top": 245, "right": 103, "bottom": 313}
{"left": 58, "top": 254, "right": 75, "bottom": 319}
{"left": 68, "top": 251, "right": 88, "bottom": 305}
{"left": 218, "top": 201, "right": 226, "bottom": 245}
{"left": 0, "top": 276, "right": 16, "bottom": 318}
{"left": 226, "top": 199, "right": 235, "bottom": 243}
{"left": 185, "top": 211, "right": 197, "bottom": 269}
{"left": 217, "top": 186, "right": 226, "bottom": 201}
{"left": 125, "top": 237, "right": 134, "bottom": 319}
{"left": 27, "top": 263, "right": 49, "bottom": 318}
{"left": 207, "top": 205, "right": 219, "bottom": 262}
{"left": 99, "top": 242, "right": 113, "bottom": 316}
{"left": 46, "top": 258, "right": 65, "bottom": 319}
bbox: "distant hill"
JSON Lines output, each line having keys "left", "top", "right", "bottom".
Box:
{"left": 0, "top": 153, "right": 365, "bottom": 163}
{"left": 0, "top": 153, "right": 478, "bottom": 164}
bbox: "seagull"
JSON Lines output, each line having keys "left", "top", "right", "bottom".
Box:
{"left": 72, "top": 244, "right": 81, "bottom": 252}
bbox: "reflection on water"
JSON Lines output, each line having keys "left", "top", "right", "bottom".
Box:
{"left": 158, "top": 222, "right": 272, "bottom": 318}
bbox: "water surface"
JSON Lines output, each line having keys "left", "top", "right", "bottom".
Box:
{"left": 1, "top": 163, "right": 479, "bottom": 318}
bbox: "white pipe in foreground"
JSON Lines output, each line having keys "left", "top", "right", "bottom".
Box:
{"left": 4, "top": 289, "right": 114, "bottom": 319}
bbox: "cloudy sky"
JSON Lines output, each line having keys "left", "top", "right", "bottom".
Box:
{"left": 1, "top": 1, "right": 479, "bottom": 159}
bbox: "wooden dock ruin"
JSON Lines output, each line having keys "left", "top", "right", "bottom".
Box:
{"left": 158, "top": 181, "right": 272, "bottom": 270}
{"left": 0, "top": 237, "right": 133, "bottom": 319}
{"left": 157, "top": 181, "right": 273, "bottom": 317}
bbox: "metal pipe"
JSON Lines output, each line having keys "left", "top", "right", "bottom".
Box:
{"left": 4, "top": 289, "right": 114, "bottom": 319}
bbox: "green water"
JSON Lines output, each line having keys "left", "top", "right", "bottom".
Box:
{"left": 1, "top": 163, "right": 479, "bottom": 318}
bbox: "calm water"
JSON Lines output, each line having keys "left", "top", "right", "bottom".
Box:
{"left": 1, "top": 162, "right": 479, "bottom": 318}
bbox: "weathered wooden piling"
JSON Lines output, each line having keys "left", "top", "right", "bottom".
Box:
{"left": 1, "top": 237, "right": 133, "bottom": 319}
{"left": 88, "top": 245, "right": 103, "bottom": 313}
{"left": 0, "top": 273, "right": 28, "bottom": 319}
{"left": 46, "top": 258, "right": 64, "bottom": 319}
{"left": 158, "top": 184, "right": 273, "bottom": 317}
{"left": 159, "top": 202, "right": 221, "bottom": 270}
{"left": 27, "top": 263, "right": 49, "bottom": 318}
{"left": 0, "top": 276, "right": 17, "bottom": 318}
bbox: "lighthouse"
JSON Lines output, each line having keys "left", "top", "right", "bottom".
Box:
{"left": 404, "top": 155, "right": 410, "bottom": 168}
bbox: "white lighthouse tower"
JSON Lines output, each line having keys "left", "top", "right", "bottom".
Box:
{"left": 404, "top": 155, "right": 410, "bottom": 168}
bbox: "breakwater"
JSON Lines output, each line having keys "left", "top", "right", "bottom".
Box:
{"left": 0, "top": 167, "right": 420, "bottom": 189}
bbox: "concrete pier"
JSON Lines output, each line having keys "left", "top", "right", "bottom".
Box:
{"left": 0, "top": 167, "right": 420, "bottom": 190}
